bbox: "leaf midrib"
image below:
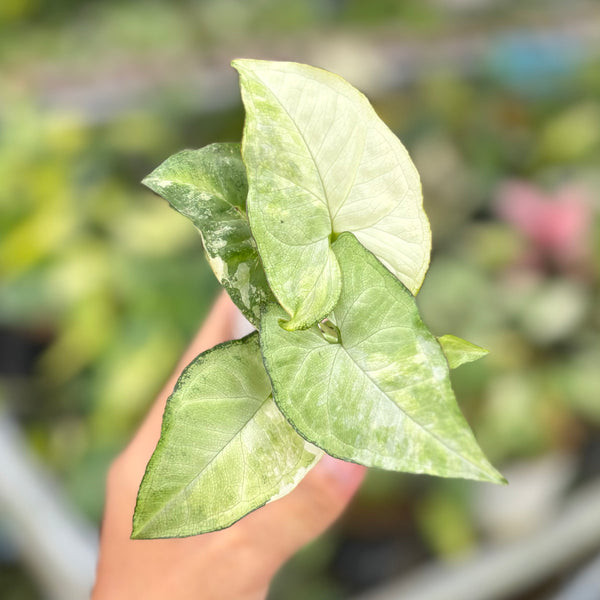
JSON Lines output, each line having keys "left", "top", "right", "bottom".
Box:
{"left": 334, "top": 338, "right": 492, "bottom": 478}
{"left": 136, "top": 394, "right": 270, "bottom": 534}
{"left": 248, "top": 70, "right": 335, "bottom": 230}
{"left": 147, "top": 175, "right": 248, "bottom": 222}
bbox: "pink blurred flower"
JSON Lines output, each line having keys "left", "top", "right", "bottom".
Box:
{"left": 495, "top": 181, "right": 591, "bottom": 271}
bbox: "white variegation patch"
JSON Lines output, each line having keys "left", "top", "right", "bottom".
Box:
{"left": 143, "top": 143, "right": 275, "bottom": 326}
{"left": 233, "top": 59, "right": 431, "bottom": 330}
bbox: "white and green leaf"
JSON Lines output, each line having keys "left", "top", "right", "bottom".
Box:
{"left": 261, "top": 233, "right": 503, "bottom": 483}
{"left": 132, "top": 332, "right": 322, "bottom": 538}
{"left": 438, "top": 334, "right": 489, "bottom": 369}
{"left": 142, "top": 143, "right": 274, "bottom": 326}
{"left": 233, "top": 59, "right": 431, "bottom": 330}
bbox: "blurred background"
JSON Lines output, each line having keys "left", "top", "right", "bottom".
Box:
{"left": 1, "top": 0, "right": 600, "bottom": 598}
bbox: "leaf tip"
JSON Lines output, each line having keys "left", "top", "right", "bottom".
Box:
{"left": 231, "top": 58, "right": 253, "bottom": 76}
{"left": 141, "top": 173, "right": 163, "bottom": 195}
{"left": 487, "top": 472, "right": 509, "bottom": 486}
{"left": 141, "top": 174, "right": 154, "bottom": 189}
{"left": 438, "top": 334, "right": 490, "bottom": 370}
{"left": 275, "top": 313, "right": 296, "bottom": 331}
{"left": 130, "top": 490, "right": 154, "bottom": 539}
{"left": 130, "top": 515, "right": 148, "bottom": 540}
{"left": 130, "top": 501, "right": 170, "bottom": 539}
{"left": 475, "top": 462, "right": 507, "bottom": 486}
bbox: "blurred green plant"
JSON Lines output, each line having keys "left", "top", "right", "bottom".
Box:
{"left": 0, "top": 92, "right": 221, "bottom": 520}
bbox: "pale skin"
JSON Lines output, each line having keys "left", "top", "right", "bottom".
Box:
{"left": 92, "top": 292, "right": 366, "bottom": 600}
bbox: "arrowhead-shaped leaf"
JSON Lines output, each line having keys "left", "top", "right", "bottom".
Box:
{"left": 142, "top": 143, "right": 274, "bottom": 326}
{"left": 438, "top": 335, "right": 489, "bottom": 369}
{"left": 261, "top": 233, "right": 503, "bottom": 483}
{"left": 233, "top": 59, "right": 431, "bottom": 330}
{"left": 133, "top": 333, "right": 322, "bottom": 538}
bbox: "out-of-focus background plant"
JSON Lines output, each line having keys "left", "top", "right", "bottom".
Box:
{"left": 1, "top": 1, "right": 600, "bottom": 599}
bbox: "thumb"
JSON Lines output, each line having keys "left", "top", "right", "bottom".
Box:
{"left": 241, "top": 453, "right": 366, "bottom": 572}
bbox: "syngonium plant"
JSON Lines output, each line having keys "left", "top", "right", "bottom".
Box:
{"left": 132, "top": 59, "right": 505, "bottom": 540}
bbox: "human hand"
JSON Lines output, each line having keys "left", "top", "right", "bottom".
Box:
{"left": 92, "top": 292, "right": 366, "bottom": 600}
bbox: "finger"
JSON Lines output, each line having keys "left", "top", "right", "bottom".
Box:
{"left": 239, "top": 453, "right": 367, "bottom": 574}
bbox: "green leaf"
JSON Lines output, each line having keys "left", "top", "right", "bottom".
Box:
{"left": 261, "top": 233, "right": 504, "bottom": 484}
{"left": 142, "top": 143, "right": 274, "bottom": 326}
{"left": 438, "top": 334, "right": 489, "bottom": 369}
{"left": 233, "top": 59, "right": 430, "bottom": 330}
{"left": 132, "top": 332, "right": 322, "bottom": 538}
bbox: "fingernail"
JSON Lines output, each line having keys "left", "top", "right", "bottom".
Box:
{"left": 319, "top": 454, "right": 366, "bottom": 495}
{"left": 233, "top": 309, "right": 255, "bottom": 339}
